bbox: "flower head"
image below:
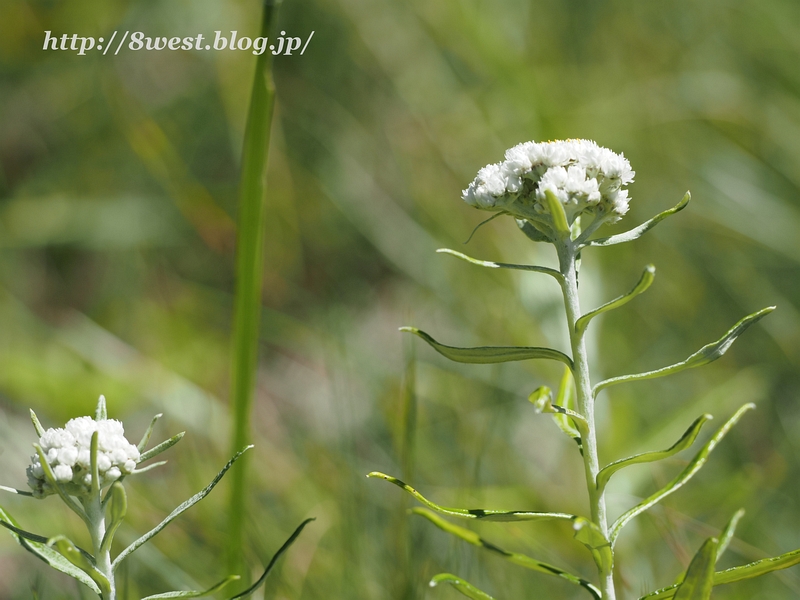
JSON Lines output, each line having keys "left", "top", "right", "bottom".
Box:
{"left": 462, "top": 139, "right": 634, "bottom": 232}
{"left": 27, "top": 413, "right": 140, "bottom": 498}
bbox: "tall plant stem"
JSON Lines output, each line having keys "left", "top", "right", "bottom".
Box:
{"left": 556, "top": 240, "right": 616, "bottom": 600}
{"left": 83, "top": 495, "right": 114, "bottom": 600}
{"left": 227, "top": 0, "right": 282, "bottom": 578}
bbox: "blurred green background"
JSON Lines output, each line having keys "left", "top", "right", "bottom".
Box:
{"left": 1, "top": 0, "right": 800, "bottom": 598}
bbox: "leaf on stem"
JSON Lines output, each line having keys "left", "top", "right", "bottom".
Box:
{"left": 583, "top": 192, "right": 690, "bottom": 248}
{"left": 572, "top": 518, "right": 613, "bottom": 573}
{"left": 544, "top": 189, "right": 570, "bottom": 235}
{"left": 30, "top": 409, "right": 45, "bottom": 437}
{"left": 640, "top": 547, "right": 800, "bottom": 599}
{"left": 594, "top": 307, "right": 774, "bottom": 395}
{"left": 576, "top": 265, "right": 655, "bottom": 335}
{"left": 141, "top": 575, "right": 240, "bottom": 599}
{"left": 100, "top": 482, "right": 127, "bottom": 554}
{"left": 436, "top": 248, "right": 563, "bottom": 281}
{"left": 112, "top": 445, "right": 252, "bottom": 571}
{"left": 33, "top": 444, "right": 89, "bottom": 525}
{"left": 228, "top": 517, "right": 315, "bottom": 599}
{"left": 412, "top": 508, "right": 601, "bottom": 600}
{"left": 138, "top": 413, "right": 164, "bottom": 452}
{"left": 0, "top": 507, "right": 101, "bottom": 594}
{"left": 48, "top": 535, "right": 112, "bottom": 595}
{"left": 90, "top": 431, "right": 100, "bottom": 496}
{"left": 430, "top": 573, "right": 496, "bottom": 600}
{"left": 95, "top": 395, "right": 107, "bottom": 421}
{"left": 463, "top": 211, "right": 509, "bottom": 244}
{"left": 0, "top": 485, "right": 33, "bottom": 496}
{"left": 596, "top": 414, "right": 712, "bottom": 496}
{"left": 516, "top": 219, "right": 552, "bottom": 243}
{"left": 132, "top": 460, "right": 168, "bottom": 474}
{"left": 401, "top": 327, "right": 573, "bottom": 369}
{"left": 717, "top": 509, "right": 745, "bottom": 563}
{"left": 673, "top": 538, "right": 718, "bottom": 600}
{"left": 138, "top": 431, "right": 185, "bottom": 464}
{"left": 610, "top": 404, "right": 754, "bottom": 546}
{"left": 528, "top": 386, "right": 584, "bottom": 453}
{"left": 368, "top": 472, "right": 576, "bottom": 523}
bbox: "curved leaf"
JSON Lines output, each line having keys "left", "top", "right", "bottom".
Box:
{"left": 516, "top": 218, "right": 552, "bottom": 243}
{"left": 34, "top": 444, "right": 89, "bottom": 526}
{"left": 573, "top": 517, "right": 613, "bottom": 573}
{"left": 138, "top": 412, "right": 164, "bottom": 452}
{"left": 138, "top": 431, "right": 185, "bottom": 463}
{"left": 717, "top": 509, "right": 745, "bottom": 563}
{"left": 596, "top": 414, "right": 712, "bottom": 495}
{"left": 529, "top": 385, "right": 584, "bottom": 453}
{"left": 368, "top": 472, "right": 575, "bottom": 522}
{"left": 49, "top": 535, "right": 112, "bottom": 595}
{"left": 674, "top": 538, "right": 718, "bottom": 600}
{"left": 401, "top": 327, "right": 573, "bottom": 369}
{"left": 576, "top": 265, "right": 655, "bottom": 335}
{"left": 610, "top": 404, "right": 754, "bottom": 546}
{"left": 100, "top": 482, "right": 127, "bottom": 554}
{"left": 0, "top": 508, "right": 101, "bottom": 595}
{"left": 595, "top": 307, "right": 774, "bottom": 395}
{"left": 142, "top": 575, "right": 240, "bottom": 599}
{"left": 412, "top": 508, "right": 601, "bottom": 599}
{"left": 113, "top": 445, "right": 252, "bottom": 570}
{"left": 640, "top": 546, "right": 800, "bottom": 599}
{"left": 544, "top": 189, "right": 570, "bottom": 234}
{"left": 436, "top": 248, "right": 563, "bottom": 281}
{"left": 430, "top": 573, "right": 496, "bottom": 600}
{"left": 463, "top": 211, "right": 508, "bottom": 244}
{"left": 584, "top": 192, "right": 690, "bottom": 248}
{"left": 228, "top": 517, "right": 315, "bottom": 599}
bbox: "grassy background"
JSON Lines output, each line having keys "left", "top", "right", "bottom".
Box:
{"left": 1, "top": 0, "right": 800, "bottom": 598}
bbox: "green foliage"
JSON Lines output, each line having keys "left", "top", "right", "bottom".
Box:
{"left": 430, "top": 573, "right": 496, "bottom": 600}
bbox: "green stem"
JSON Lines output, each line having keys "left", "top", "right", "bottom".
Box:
{"left": 227, "top": 0, "right": 281, "bottom": 578}
{"left": 556, "top": 240, "right": 616, "bottom": 600}
{"left": 83, "top": 494, "right": 114, "bottom": 600}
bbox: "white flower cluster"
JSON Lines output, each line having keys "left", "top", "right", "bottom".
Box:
{"left": 462, "top": 139, "right": 635, "bottom": 227}
{"left": 27, "top": 416, "right": 140, "bottom": 498}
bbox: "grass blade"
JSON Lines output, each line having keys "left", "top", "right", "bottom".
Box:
{"left": 368, "top": 472, "right": 576, "bottom": 522}
{"left": 228, "top": 517, "right": 315, "bottom": 599}
{"left": 610, "top": 404, "right": 754, "bottom": 546}
{"left": 596, "top": 414, "right": 712, "bottom": 495}
{"left": 113, "top": 446, "right": 252, "bottom": 571}
{"left": 412, "top": 508, "right": 601, "bottom": 599}
{"left": 595, "top": 307, "right": 774, "bottom": 395}
{"left": 401, "top": 327, "right": 573, "bottom": 369}
{"left": 227, "top": 0, "right": 282, "bottom": 576}
{"left": 430, "top": 573, "right": 496, "bottom": 599}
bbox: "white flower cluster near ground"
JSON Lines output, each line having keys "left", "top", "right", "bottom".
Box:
{"left": 27, "top": 416, "right": 140, "bottom": 498}
{"left": 462, "top": 139, "right": 635, "bottom": 225}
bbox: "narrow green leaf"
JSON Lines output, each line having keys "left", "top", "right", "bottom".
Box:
{"left": 430, "top": 573, "right": 496, "bottom": 600}
{"left": 596, "top": 414, "right": 712, "bottom": 495}
{"left": 573, "top": 517, "right": 613, "bottom": 573}
{"left": 576, "top": 265, "right": 655, "bottom": 335}
{"left": 544, "top": 189, "right": 570, "bottom": 234}
{"left": 584, "top": 192, "right": 690, "bottom": 248}
{"left": 0, "top": 485, "right": 33, "bottom": 496}
{"left": 95, "top": 395, "right": 108, "bottom": 421}
{"left": 674, "top": 538, "right": 718, "bottom": 600}
{"left": 528, "top": 386, "right": 585, "bottom": 453}
{"left": 641, "top": 547, "right": 800, "bottom": 599}
{"left": 227, "top": 0, "right": 282, "bottom": 576}
{"left": 516, "top": 218, "right": 552, "bottom": 243}
{"left": 228, "top": 517, "right": 315, "bottom": 599}
{"left": 90, "top": 431, "right": 100, "bottom": 496}
{"left": 113, "top": 445, "right": 252, "bottom": 571}
{"left": 141, "top": 575, "right": 240, "bottom": 599}
{"left": 132, "top": 460, "right": 168, "bottom": 474}
{"left": 138, "top": 431, "right": 185, "bottom": 464}
{"left": 100, "top": 482, "right": 127, "bottom": 554}
{"left": 30, "top": 409, "right": 45, "bottom": 437}
{"left": 368, "top": 472, "right": 575, "bottom": 522}
{"left": 33, "top": 444, "right": 89, "bottom": 526}
{"left": 611, "top": 404, "right": 754, "bottom": 546}
{"left": 0, "top": 509, "right": 100, "bottom": 594}
{"left": 595, "top": 307, "right": 774, "bottom": 395}
{"left": 717, "top": 509, "right": 745, "bottom": 563}
{"left": 138, "top": 413, "right": 164, "bottom": 452}
{"left": 464, "top": 211, "right": 508, "bottom": 244}
{"left": 401, "top": 327, "right": 573, "bottom": 369}
{"left": 436, "top": 248, "right": 563, "bottom": 281}
{"left": 412, "top": 508, "right": 601, "bottom": 599}
{"left": 49, "top": 535, "right": 112, "bottom": 595}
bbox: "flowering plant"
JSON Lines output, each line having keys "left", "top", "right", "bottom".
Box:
{"left": 1, "top": 395, "right": 312, "bottom": 600}
{"left": 370, "top": 140, "right": 800, "bottom": 599}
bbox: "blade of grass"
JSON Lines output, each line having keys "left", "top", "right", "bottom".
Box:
{"left": 227, "top": 0, "right": 282, "bottom": 578}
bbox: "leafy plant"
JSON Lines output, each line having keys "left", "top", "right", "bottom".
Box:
{"left": 369, "top": 139, "right": 798, "bottom": 598}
